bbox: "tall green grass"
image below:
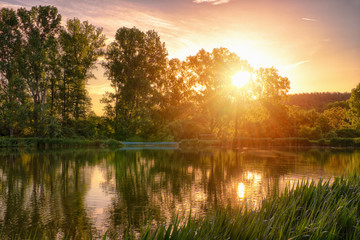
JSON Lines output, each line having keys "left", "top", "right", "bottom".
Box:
{"left": 0, "top": 137, "right": 123, "bottom": 149}
{"left": 140, "top": 175, "right": 360, "bottom": 239}
{"left": 180, "top": 137, "right": 360, "bottom": 149}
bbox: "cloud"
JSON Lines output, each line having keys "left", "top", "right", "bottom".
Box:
{"left": 87, "top": 84, "right": 114, "bottom": 95}
{"left": 281, "top": 60, "right": 310, "bottom": 71}
{"left": 0, "top": 2, "right": 22, "bottom": 8}
{"left": 193, "top": 0, "right": 230, "bottom": 5}
{"left": 301, "top": 17, "right": 318, "bottom": 22}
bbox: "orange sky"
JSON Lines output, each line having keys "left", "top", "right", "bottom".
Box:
{"left": 2, "top": 0, "right": 360, "bottom": 115}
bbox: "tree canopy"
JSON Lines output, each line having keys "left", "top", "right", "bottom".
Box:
{"left": 0, "top": 5, "right": 358, "bottom": 141}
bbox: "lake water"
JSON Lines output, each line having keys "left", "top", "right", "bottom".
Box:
{"left": 0, "top": 148, "right": 359, "bottom": 239}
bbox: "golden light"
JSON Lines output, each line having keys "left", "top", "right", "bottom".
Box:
{"left": 237, "top": 182, "right": 245, "bottom": 199}
{"left": 232, "top": 71, "right": 251, "bottom": 87}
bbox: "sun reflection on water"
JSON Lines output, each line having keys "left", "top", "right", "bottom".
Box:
{"left": 237, "top": 182, "right": 245, "bottom": 199}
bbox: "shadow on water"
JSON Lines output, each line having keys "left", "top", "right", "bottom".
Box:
{"left": 0, "top": 148, "right": 360, "bottom": 238}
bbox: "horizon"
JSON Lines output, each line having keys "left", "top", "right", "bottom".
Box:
{"left": 1, "top": 0, "right": 359, "bottom": 115}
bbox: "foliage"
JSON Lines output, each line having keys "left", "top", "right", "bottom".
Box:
{"left": 298, "top": 126, "right": 322, "bottom": 140}
{"left": 287, "top": 92, "right": 351, "bottom": 110}
{"left": 349, "top": 83, "right": 360, "bottom": 128}
{"left": 0, "top": 137, "right": 122, "bottom": 148}
{"left": 335, "top": 128, "right": 360, "bottom": 138}
{"left": 16, "top": 6, "right": 62, "bottom": 136}
{"left": 253, "top": 67, "right": 290, "bottom": 101}
{"left": 102, "top": 27, "right": 168, "bottom": 140}
{"left": 0, "top": 6, "right": 104, "bottom": 138}
{"left": 59, "top": 18, "right": 105, "bottom": 121}
{"left": 329, "top": 138, "right": 356, "bottom": 147}
{"left": 0, "top": 8, "right": 30, "bottom": 136}
{"left": 1, "top": 5, "right": 359, "bottom": 142}
{"left": 179, "top": 137, "right": 314, "bottom": 148}
{"left": 322, "top": 106, "right": 350, "bottom": 130}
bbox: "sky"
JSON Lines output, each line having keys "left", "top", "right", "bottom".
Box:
{"left": 1, "top": 0, "right": 360, "bottom": 115}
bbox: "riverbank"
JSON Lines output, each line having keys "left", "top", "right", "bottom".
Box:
{"left": 140, "top": 175, "right": 360, "bottom": 239}
{"left": 0, "top": 137, "right": 123, "bottom": 149}
{"left": 179, "top": 137, "right": 360, "bottom": 149}
{"left": 2, "top": 136, "right": 359, "bottom": 150}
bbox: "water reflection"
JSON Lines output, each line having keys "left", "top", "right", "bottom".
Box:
{"left": 237, "top": 182, "right": 245, "bottom": 199}
{"left": 0, "top": 148, "right": 360, "bottom": 238}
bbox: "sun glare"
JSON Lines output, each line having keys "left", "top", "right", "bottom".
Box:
{"left": 237, "top": 182, "right": 245, "bottom": 199}
{"left": 232, "top": 71, "right": 251, "bottom": 87}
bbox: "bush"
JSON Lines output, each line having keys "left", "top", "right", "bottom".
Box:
{"left": 335, "top": 128, "right": 360, "bottom": 138}
{"left": 324, "top": 130, "right": 337, "bottom": 139}
{"left": 179, "top": 139, "right": 199, "bottom": 148}
{"left": 272, "top": 137, "right": 312, "bottom": 147}
{"left": 329, "top": 138, "right": 355, "bottom": 147}
{"left": 237, "top": 138, "right": 272, "bottom": 148}
{"left": 298, "top": 126, "right": 323, "bottom": 140}
{"left": 0, "top": 137, "right": 122, "bottom": 149}
{"left": 317, "top": 138, "right": 327, "bottom": 146}
{"left": 125, "top": 136, "right": 145, "bottom": 142}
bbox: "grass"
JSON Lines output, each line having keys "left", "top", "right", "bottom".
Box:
{"left": 138, "top": 175, "right": 360, "bottom": 240}
{"left": 0, "top": 137, "right": 123, "bottom": 149}
{"left": 179, "top": 137, "right": 360, "bottom": 149}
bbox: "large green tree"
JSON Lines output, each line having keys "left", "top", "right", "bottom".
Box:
{"left": 157, "top": 58, "right": 200, "bottom": 140}
{"left": 250, "top": 67, "right": 292, "bottom": 137}
{"left": 103, "top": 27, "right": 167, "bottom": 139}
{"left": 252, "top": 67, "right": 290, "bottom": 101}
{"left": 16, "top": 6, "right": 62, "bottom": 136}
{"left": 59, "top": 18, "right": 105, "bottom": 122}
{"left": 183, "top": 48, "right": 251, "bottom": 138}
{"left": 0, "top": 8, "right": 29, "bottom": 136}
{"left": 348, "top": 83, "right": 360, "bottom": 128}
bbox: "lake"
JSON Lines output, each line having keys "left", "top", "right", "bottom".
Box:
{"left": 0, "top": 148, "right": 359, "bottom": 239}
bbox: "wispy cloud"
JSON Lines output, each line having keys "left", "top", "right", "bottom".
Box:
{"left": 302, "top": 17, "right": 318, "bottom": 22}
{"left": 87, "top": 84, "right": 114, "bottom": 95}
{"left": 281, "top": 60, "right": 310, "bottom": 71}
{"left": 193, "top": 0, "right": 230, "bottom": 5}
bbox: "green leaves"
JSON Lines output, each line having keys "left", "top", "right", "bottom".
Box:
{"left": 0, "top": 6, "right": 105, "bottom": 137}
{"left": 59, "top": 18, "right": 105, "bottom": 121}
{"left": 103, "top": 27, "right": 168, "bottom": 139}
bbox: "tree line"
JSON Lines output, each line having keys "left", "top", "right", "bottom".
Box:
{"left": 1, "top": 5, "right": 360, "bottom": 141}
{"left": 287, "top": 92, "right": 351, "bottom": 111}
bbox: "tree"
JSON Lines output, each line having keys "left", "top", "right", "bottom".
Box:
{"left": 322, "top": 106, "right": 350, "bottom": 130}
{"left": 249, "top": 67, "right": 292, "bottom": 137}
{"left": 59, "top": 18, "right": 105, "bottom": 122}
{"left": 0, "top": 8, "right": 29, "bottom": 136}
{"left": 16, "top": 6, "right": 62, "bottom": 136}
{"left": 183, "top": 48, "right": 251, "bottom": 138}
{"left": 103, "top": 27, "right": 167, "bottom": 139}
{"left": 348, "top": 83, "right": 360, "bottom": 128}
{"left": 252, "top": 67, "right": 290, "bottom": 101}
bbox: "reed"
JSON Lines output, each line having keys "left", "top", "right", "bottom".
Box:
{"left": 141, "top": 175, "right": 360, "bottom": 239}
{"left": 0, "top": 137, "right": 123, "bottom": 149}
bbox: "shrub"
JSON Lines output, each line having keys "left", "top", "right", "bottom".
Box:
{"left": 324, "top": 130, "right": 337, "bottom": 139}
{"left": 335, "top": 128, "right": 360, "bottom": 138}
{"left": 0, "top": 137, "right": 122, "bottom": 149}
{"left": 329, "top": 138, "right": 355, "bottom": 147}
{"left": 272, "top": 137, "right": 312, "bottom": 147}
{"left": 298, "top": 126, "right": 323, "bottom": 140}
{"left": 179, "top": 139, "right": 199, "bottom": 148}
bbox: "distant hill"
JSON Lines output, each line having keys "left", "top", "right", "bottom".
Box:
{"left": 286, "top": 92, "right": 351, "bottom": 110}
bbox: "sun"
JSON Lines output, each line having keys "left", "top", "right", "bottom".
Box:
{"left": 232, "top": 71, "right": 251, "bottom": 87}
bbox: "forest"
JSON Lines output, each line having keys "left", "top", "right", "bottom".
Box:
{"left": 1, "top": 5, "right": 360, "bottom": 142}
